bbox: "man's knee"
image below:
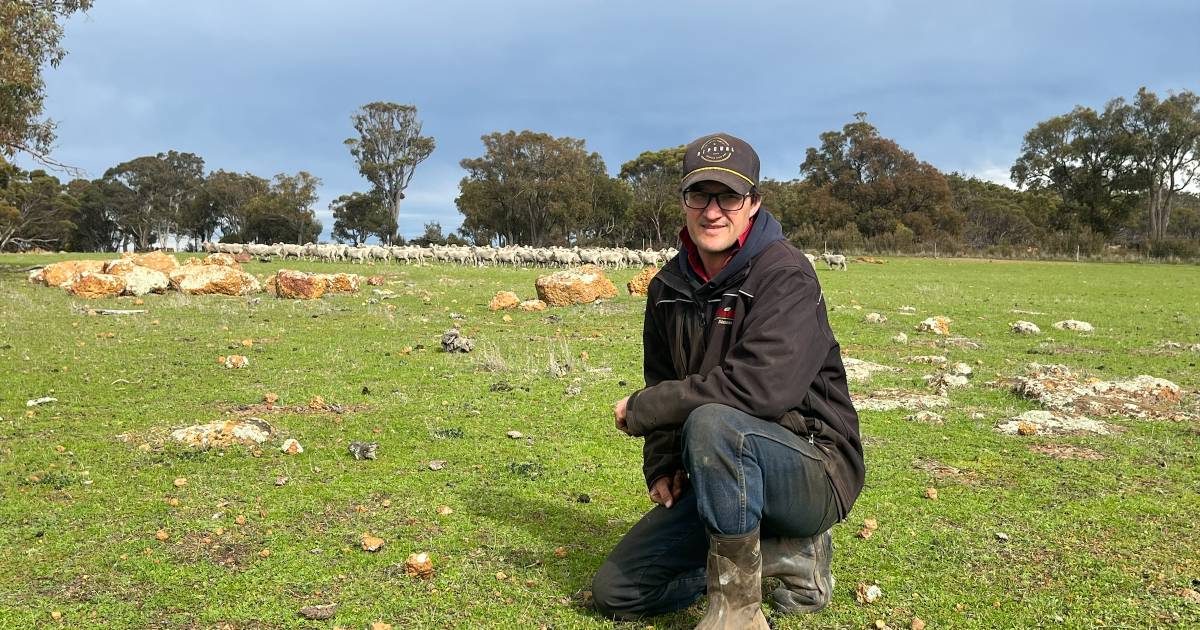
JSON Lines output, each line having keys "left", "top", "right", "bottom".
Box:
{"left": 682, "top": 403, "right": 742, "bottom": 453}
{"left": 590, "top": 560, "right": 643, "bottom": 620}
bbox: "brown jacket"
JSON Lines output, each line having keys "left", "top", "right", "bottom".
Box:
{"left": 624, "top": 211, "right": 864, "bottom": 519}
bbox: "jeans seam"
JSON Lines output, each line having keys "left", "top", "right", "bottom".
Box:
{"left": 737, "top": 431, "right": 747, "bottom": 533}
{"left": 741, "top": 429, "right": 824, "bottom": 462}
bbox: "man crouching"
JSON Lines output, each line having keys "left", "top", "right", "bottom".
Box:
{"left": 592, "top": 133, "right": 865, "bottom": 628}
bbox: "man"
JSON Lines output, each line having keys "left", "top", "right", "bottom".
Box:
{"left": 591, "top": 133, "right": 864, "bottom": 628}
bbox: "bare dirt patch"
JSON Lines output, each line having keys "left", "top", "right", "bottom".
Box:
{"left": 912, "top": 458, "right": 979, "bottom": 484}
{"left": 218, "top": 401, "right": 370, "bottom": 416}
{"left": 1027, "top": 444, "right": 1106, "bottom": 461}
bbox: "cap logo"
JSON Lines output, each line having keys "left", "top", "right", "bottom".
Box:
{"left": 698, "top": 137, "right": 734, "bottom": 163}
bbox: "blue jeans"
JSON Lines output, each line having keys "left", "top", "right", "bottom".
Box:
{"left": 591, "top": 403, "right": 839, "bottom": 620}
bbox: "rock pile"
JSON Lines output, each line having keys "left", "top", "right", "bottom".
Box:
{"left": 170, "top": 417, "right": 274, "bottom": 448}
{"left": 1001, "top": 362, "right": 1192, "bottom": 425}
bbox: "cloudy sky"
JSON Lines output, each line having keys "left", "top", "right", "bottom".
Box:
{"left": 22, "top": 0, "right": 1200, "bottom": 240}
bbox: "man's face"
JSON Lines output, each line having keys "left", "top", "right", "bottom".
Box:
{"left": 683, "top": 181, "right": 761, "bottom": 257}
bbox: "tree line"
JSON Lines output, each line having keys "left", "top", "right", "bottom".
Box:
{"left": 453, "top": 97, "right": 1200, "bottom": 259}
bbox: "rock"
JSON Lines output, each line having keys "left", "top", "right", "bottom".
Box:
{"left": 124, "top": 251, "right": 179, "bottom": 274}
{"left": 67, "top": 272, "right": 127, "bottom": 298}
{"left": 518, "top": 299, "right": 547, "bottom": 312}
{"left": 535, "top": 265, "right": 618, "bottom": 306}
{"left": 170, "top": 417, "right": 274, "bottom": 448}
{"left": 115, "top": 265, "right": 169, "bottom": 296}
{"left": 941, "top": 337, "right": 984, "bottom": 350}
{"left": 995, "top": 532, "right": 1010, "bottom": 542}
{"left": 897, "top": 306, "right": 917, "bottom": 314}
{"left": 273, "top": 269, "right": 326, "bottom": 299}
{"left": 234, "top": 251, "right": 252, "bottom": 264}
{"left": 996, "top": 410, "right": 1111, "bottom": 435}
{"left": 280, "top": 438, "right": 303, "bottom": 454}
{"left": 348, "top": 441, "right": 378, "bottom": 460}
{"left": 361, "top": 532, "right": 385, "bottom": 552}
{"left": 102, "top": 258, "right": 138, "bottom": 275}
{"left": 405, "top": 552, "right": 434, "bottom": 578}
{"left": 27, "top": 267, "right": 44, "bottom": 284}
{"left": 906, "top": 355, "right": 947, "bottom": 365}
{"left": 891, "top": 332, "right": 908, "bottom": 344}
{"left": 298, "top": 604, "right": 337, "bottom": 620}
{"left": 906, "top": 411, "right": 944, "bottom": 424}
{"left": 1053, "top": 319, "right": 1094, "bottom": 332}
{"left": 925, "top": 373, "right": 970, "bottom": 392}
{"left": 627, "top": 266, "right": 659, "bottom": 296}
{"left": 40, "top": 259, "right": 106, "bottom": 287}
{"left": 428, "top": 460, "right": 447, "bottom": 471}
{"left": 318, "top": 272, "right": 361, "bottom": 293}
{"left": 441, "top": 327, "right": 474, "bottom": 353}
{"left": 864, "top": 312, "right": 887, "bottom": 324}
{"left": 1011, "top": 320, "right": 1041, "bottom": 335}
{"left": 489, "top": 291, "right": 520, "bottom": 310}
{"left": 367, "top": 275, "right": 386, "bottom": 286}
{"left": 506, "top": 431, "right": 524, "bottom": 439}
{"left": 855, "top": 582, "right": 883, "bottom": 604}
{"left": 185, "top": 253, "right": 241, "bottom": 268}
{"left": 915, "top": 316, "right": 951, "bottom": 335}
{"left": 169, "top": 265, "right": 260, "bottom": 295}
{"left": 949, "top": 362, "right": 974, "bottom": 377}
{"left": 842, "top": 357, "right": 899, "bottom": 382}
{"left": 223, "top": 355, "right": 249, "bottom": 369}
{"left": 854, "top": 389, "right": 947, "bottom": 412}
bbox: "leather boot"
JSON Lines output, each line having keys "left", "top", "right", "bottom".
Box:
{"left": 760, "top": 529, "right": 833, "bottom": 614}
{"left": 694, "top": 527, "right": 770, "bottom": 630}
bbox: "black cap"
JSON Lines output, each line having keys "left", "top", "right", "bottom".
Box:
{"left": 680, "top": 133, "right": 760, "bottom": 195}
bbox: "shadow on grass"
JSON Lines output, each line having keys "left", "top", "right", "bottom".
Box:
{"left": 457, "top": 487, "right": 702, "bottom": 628}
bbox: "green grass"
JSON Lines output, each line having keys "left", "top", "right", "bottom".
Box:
{"left": 1, "top": 253, "right": 1198, "bottom": 629}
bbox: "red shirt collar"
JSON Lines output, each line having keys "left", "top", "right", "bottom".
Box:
{"left": 679, "top": 214, "right": 757, "bottom": 283}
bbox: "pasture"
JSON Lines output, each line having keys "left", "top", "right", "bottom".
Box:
{"left": 1, "top": 253, "right": 1198, "bottom": 629}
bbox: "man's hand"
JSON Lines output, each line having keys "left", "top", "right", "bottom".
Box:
{"left": 614, "top": 396, "right": 631, "bottom": 435}
{"left": 648, "top": 469, "right": 687, "bottom": 508}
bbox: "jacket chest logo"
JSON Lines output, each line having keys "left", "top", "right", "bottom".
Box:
{"left": 714, "top": 304, "right": 735, "bottom": 325}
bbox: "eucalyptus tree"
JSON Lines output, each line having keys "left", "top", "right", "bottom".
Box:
{"left": 345, "top": 102, "right": 435, "bottom": 244}
{"left": 0, "top": 0, "right": 93, "bottom": 167}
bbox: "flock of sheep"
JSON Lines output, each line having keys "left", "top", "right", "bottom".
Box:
{"left": 202, "top": 242, "right": 852, "bottom": 271}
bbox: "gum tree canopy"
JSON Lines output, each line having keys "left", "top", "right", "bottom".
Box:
{"left": 1, "top": 1, "right": 94, "bottom": 167}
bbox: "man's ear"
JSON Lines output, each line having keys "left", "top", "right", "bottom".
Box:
{"left": 748, "top": 194, "right": 763, "bottom": 218}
